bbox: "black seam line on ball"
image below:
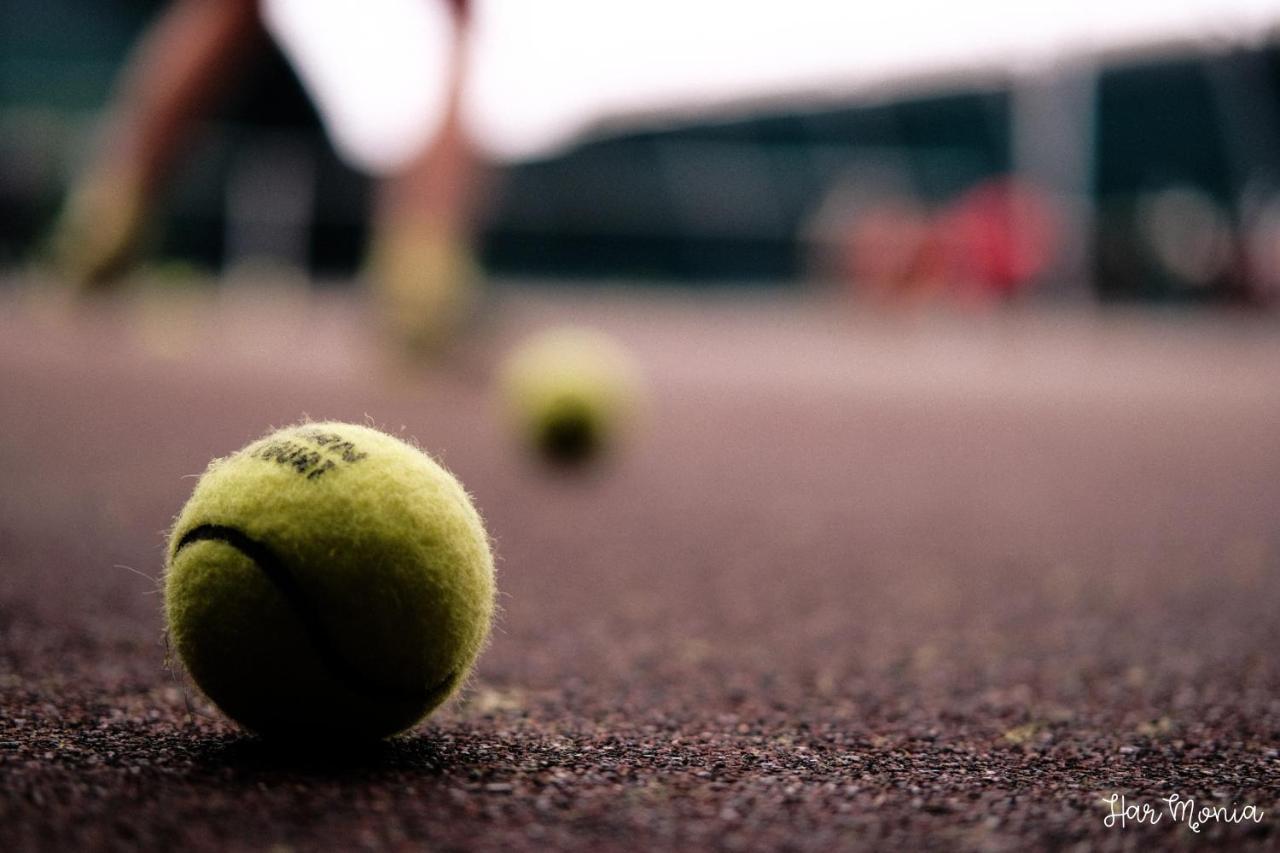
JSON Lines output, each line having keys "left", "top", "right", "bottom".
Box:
{"left": 175, "top": 524, "right": 456, "bottom": 705}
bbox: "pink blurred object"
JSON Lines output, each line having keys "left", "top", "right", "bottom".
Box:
{"left": 938, "top": 178, "right": 1060, "bottom": 301}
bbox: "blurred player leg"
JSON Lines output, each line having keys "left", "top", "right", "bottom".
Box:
{"left": 367, "top": 0, "right": 491, "bottom": 355}
{"left": 51, "top": 0, "right": 263, "bottom": 290}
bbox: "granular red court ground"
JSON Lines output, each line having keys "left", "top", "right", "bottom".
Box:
{"left": 1, "top": 283, "right": 1277, "bottom": 850}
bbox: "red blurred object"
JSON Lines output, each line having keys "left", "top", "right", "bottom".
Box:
{"left": 938, "top": 178, "right": 1059, "bottom": 300}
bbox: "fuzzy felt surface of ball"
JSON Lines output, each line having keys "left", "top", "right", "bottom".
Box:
{"left": 164, "top": 422, "right": 495, "bottom": 740}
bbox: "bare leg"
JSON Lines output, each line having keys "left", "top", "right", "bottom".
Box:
{"left": 368, "top": 0, "right": 491, "bottom": 354}
{"left": 53, "top": 0, "right": 262, "bottom": 288}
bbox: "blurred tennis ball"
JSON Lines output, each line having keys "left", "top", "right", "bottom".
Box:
{"left": 500, "top": 327, "right": 644, "bottom": 467}
{"left": 130, "top": 268, "right": 216, "bottom": 362}
{"left": 139, "top": 259, "right": 211, "bottom": 289}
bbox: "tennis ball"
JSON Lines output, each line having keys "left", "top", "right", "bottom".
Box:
{"left": 500, "top": 327, "right": 643, "bottom": 466}
{"left": 164, "top": 422, "right": 495, "bottom": 741}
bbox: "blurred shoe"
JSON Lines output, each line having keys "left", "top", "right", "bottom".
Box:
{"left": 49, "top": 172, "right": 148, "bottom": 292}
{"left": 367, "top": 225, "right": 482, "bottom": 356}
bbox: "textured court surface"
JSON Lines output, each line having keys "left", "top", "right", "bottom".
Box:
{"left": 1, "top": 282, "right": 1278, "bottom": 851}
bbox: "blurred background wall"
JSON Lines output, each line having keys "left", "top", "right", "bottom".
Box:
{"left": 4, "top": 0, "right": 1280, "bottom": 306}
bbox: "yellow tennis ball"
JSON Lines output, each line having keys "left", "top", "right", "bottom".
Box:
{"left": 500, "top": 327, "right": 643, "bottom": 466}
{"left": 164, "top": 422, "right": 495, "bottom": 740}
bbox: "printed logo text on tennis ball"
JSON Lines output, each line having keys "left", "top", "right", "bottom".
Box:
{"left": 248, "top": 428, "right": 370, "bottom": 480}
